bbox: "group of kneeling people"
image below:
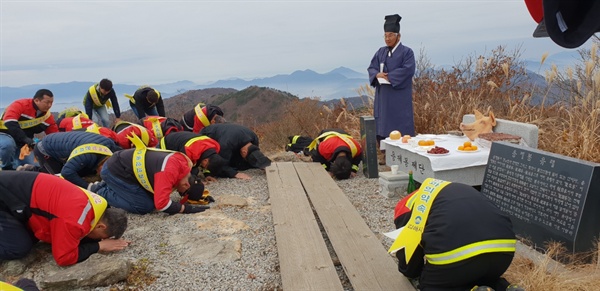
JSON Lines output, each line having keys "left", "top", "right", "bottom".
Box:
{"left": 0, "top": 89, "right": 520, "bottom": 291}
{"left": 0, "top": 89, "right": 365, "bottom": 273}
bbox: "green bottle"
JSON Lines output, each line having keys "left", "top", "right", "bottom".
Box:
{"left": 407, "top": 170, "right": 417, "bottom": 194}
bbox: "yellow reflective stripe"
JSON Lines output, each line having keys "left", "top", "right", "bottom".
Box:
{"left": 352, "top": 164, "right": 359, "bottom": 171}
{"left": 194, "top": 104, "right": 210, "bottom": 127}
{"left": 133, "top": 148, "right": 154, "bottom": 193}
{"left": 0, "top": 281, "right": 26, "bottom": 291}
{"left": 308, "top": 131, "right": 358, "bottom": 157}
{"left": 426, "top": 239, "right": 517, "bottom": 265}
{"left": 159, "top": 137, "right": 167, "bottom": 150}
{"left": 0, "top": 111, "right": 52, "bottom": 130}
{"left": 132, "top": 139, "right": 193, "bottom": 193}
{"left": 405, "top": 193, "right": 418, "bottom": 208}
{"left": 389, "top": 179, "right": 451, "bottom": 261}
{"left": 88, "top": 84, "right": 103, "bottom": 107}
{"left": 184, "top": 135, "right": 210, "bottom": 147}
{"left": 80, "top": 188, "right": 108, "bottom": 233}
{"left": 151, "top": 119, "right": 163, "bottom": 139}
{"left": 86, "top": 124, "right": 101, "bottom": 134}
{"left": 68, "top": 143, "right": 113, "bottom": 161}
{"left": 117, "top": 122, "right": 150, "bottom": 145}
{"left": 73, "top": 115, "right": 82, "bottom": 129}
{"left": 291, "top": 135, "right": 300, "bottom": 144}
{"left": 124, "top": 93, "right": 135, "bottom": 103}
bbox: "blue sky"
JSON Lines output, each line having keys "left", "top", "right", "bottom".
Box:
{"left": 0, "top": 0, "right": 592, "bottom": 87}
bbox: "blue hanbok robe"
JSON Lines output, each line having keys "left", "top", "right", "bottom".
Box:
{"left": 368, "top": 43, "right": 416, "bottom": 138}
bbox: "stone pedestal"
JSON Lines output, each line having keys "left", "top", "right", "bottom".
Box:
{"left": 378, "top": 171, "right": 409, "bottom": 198}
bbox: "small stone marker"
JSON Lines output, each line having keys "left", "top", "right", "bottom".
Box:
{"left": 379, "top": 171, "right": 409, "bottom": 198}
{"left": 481, "top": 142, "right": 600, "bottom": 253}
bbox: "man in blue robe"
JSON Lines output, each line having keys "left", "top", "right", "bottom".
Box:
{"left": 368, "top": 14, "right": 416, "bottom": 143}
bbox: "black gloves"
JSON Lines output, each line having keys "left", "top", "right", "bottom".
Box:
{"left": 182, "top": 204, "right": 210, "bottom": 214}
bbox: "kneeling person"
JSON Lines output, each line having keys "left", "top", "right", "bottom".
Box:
{"left": 32, "top": 131, "right": 120, "bottom": 189}
{"left": 94, "top": 146, "right": 208, "bottom": 215}
{"left": 0, "top": 171, "right": 129, "bottom": 266}
{"left": 159, "top": 131, "right": 227, "bottom": 179}
{"left": 308, "top": 129, "right": 362, "bottom": 179}
{"left": 391, "top": 179, "right": 516, "bottom": 290}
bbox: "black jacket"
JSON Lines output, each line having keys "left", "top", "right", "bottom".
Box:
{"left": 200, "top": 123, "right": 258, "bottom": 178}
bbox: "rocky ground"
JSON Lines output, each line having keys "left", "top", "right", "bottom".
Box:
{"left": 0, "top": 153, "right": 400, "bottom": 290}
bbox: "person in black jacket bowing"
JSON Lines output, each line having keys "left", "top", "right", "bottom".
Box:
{"left": 200, "top": 123, "right": 271, "bottom": 180}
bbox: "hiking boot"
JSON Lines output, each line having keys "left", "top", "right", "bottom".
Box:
{"left": 506, "top": 285, "right": 525, "bottom": 291}
{"left": 471, "top": 286, "right": 494, "bottom": 291}
{"left": 16, "top": 164, "right": 40, "bottom": 172}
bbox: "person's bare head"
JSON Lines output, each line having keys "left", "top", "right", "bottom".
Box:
{"left": 33, "top": 89, "right": 54, "bottom": 112}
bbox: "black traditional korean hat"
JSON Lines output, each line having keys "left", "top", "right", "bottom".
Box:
{"left": 384, "top": 14, "right": 401, "bottom": 33}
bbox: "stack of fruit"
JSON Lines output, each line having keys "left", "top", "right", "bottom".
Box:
{"left": 458, "top": 141, "right": 478, "bottom": 151}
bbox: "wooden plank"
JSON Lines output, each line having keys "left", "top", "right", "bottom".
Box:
{"left": 265, "top": 162, "right": 343, "bottom": 291}
{"left": 294, "top": 162, "right": 414, "bottom": 291}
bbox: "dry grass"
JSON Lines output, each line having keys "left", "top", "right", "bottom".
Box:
{"left": 255, "top": 41, "right": 600, "bottom": 289}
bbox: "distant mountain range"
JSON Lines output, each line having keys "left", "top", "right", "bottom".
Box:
{"left": 0, "top": 66, "right": 369, "bottom": 112}
{"left": 0, "top": 49, "right": 583, "bottom": 113}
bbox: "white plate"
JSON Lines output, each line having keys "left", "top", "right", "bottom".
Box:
{"left": 415, "top": 146, "right": 434, "bottom": 152}
{"left": 426, "top": 152, "right": 450, "bottom": 156}
{"left": 457, "top": 148, "right": 481, "bottom": 153}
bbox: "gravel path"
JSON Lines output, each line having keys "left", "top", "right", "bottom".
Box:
{"left": 114, "top": 162, "right": 398, "bottom": 290}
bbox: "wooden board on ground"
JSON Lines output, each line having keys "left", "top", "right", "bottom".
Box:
{"left": 266, "top": 162, "right": 343, "bottom": 291}
{"left": 293, "top": 162, "right": 414, "bottom": 290}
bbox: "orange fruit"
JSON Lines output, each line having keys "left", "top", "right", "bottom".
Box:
{"left": 389, "top": 130, "right": 401, "bottom": 140}
{"left": 458, "top": 145, "right": 464, "bottom": 150}
{"left": 418, "top": 140, "right": 427, "bottom": 146}
{"left": 464, "top": 146, "right": 472, "bottom": 151}
{"left": 471, "top": 145, "right": 478, "bottom": 150}
{"left": 464, "top": 141, "right": 472, "bottom": 147}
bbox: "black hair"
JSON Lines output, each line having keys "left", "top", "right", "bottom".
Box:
{"left": 33, "top": 89, "right": 53, "bottom": 100}
{"left": 99, "top": 79, "right": 113, "bottom": 91}
{"left": 101, "top": 207, "right": 128, "bottom": 238}
{"left": 330, "top": 154, "right": 352, "bottom": 180}
{"left": 207, "top": 154, "right": 227, "bottom": 175}
{"left": 206, "top": 105, "right": 224, "bottom": 121}
{"left": 146, "top": 90, "right": 159, "bottom": 104}
{"left": 213, "top": 115, "right": 226, "bottom": 124}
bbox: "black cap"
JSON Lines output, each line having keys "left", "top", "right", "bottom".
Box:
{"left": 246, "top": 145, "right": 271, "bottom": 169}
{"left": 187, "top": 176, "right": 205, "bottom": 201}
{"left": 384, "top": 14, "right": 401, "bottom": 33}
{"left": 533, "top": 0, "right": 600, "bottom": 48}
{"left": 206, "top": 104, "right": 224, "bottom": 121}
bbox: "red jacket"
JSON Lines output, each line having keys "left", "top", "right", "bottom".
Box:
{"left": 58, "top": 116, "right": 96, "bottom": 132}
{"left": 0, "top": 98, "right": 58, "bottom": 146}
{"left": 0, "top": 172, "right": 102, "bottom": 266}
{"left": 114, "top": 125, "right": 158, "bottom": 149}
{"left": 105, "top": 149, "right": 191, "bottom": 211}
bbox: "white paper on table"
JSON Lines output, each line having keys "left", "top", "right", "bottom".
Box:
{"left": 377, "top": 77, "right": 391, "bottom": 85}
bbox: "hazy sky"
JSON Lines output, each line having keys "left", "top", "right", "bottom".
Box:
{"left": 0, "top": 0, "right": 591, "bottom": 87}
